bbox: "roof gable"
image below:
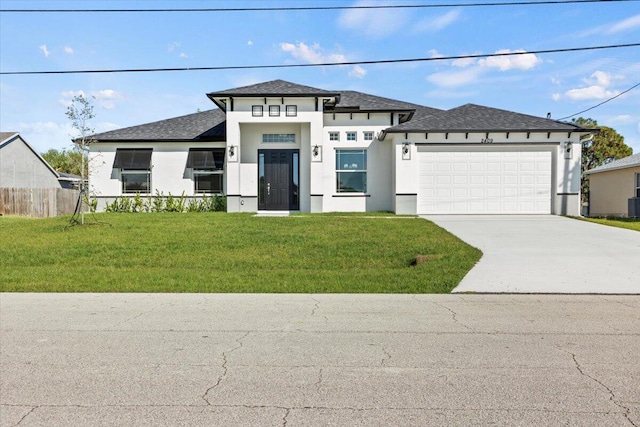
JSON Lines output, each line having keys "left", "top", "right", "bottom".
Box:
{"left": 584, "top": 152, "right": 640, "bottom": 175}
{"left": 207, "top": 79, "right": 339, "bottom": 97}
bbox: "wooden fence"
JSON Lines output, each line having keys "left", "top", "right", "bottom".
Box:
{"left": 0, "top": 188, "right": 80, "bottom": 218}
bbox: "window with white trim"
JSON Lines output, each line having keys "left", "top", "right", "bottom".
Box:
{"left": 636, "top": 173, "right": 640, "bottom": 197}
{"left": 364, "top": 131, "right": 374, "bottom": 141}
{"left": 336, "top": 149, "right": 367, "bottom": 193}
{"left": 346, "top": 131, "right": 357, "bottom": 141}
{"left": 329, "top": 132, "right": 339, "bottom": 141}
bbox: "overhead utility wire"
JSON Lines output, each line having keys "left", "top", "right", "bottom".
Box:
{"left": 1, "top": 0, "right": 638, "bottom": 13}
{"left": 2, "top": 43, "right": 638, "bottom": 76}
{"left": 558, "top": 82, "right": 640, "bottom": 121}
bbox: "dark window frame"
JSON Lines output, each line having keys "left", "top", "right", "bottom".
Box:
{"left": 286, "top": 105, "right": 297, "bottom": 117}
{"left": 269, "top": 105, "right": 280, "bottom": 117}
{"left": 252, "top": 105, "right": 264, "bottom": 117}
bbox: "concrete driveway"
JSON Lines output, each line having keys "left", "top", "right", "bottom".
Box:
{"left": 424, "top": 215, "right": 640, "bottom": 294}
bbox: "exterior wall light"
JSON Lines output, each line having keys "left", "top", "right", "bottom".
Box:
{"left": 312, "top": 145, "right": 322, "bottom": 161}
{"left": 402, "top": 142, "right": 411, "bottom": 160}
{"left": 564, "top": 141, "right": 572, "bottom": 159}
{"left": 229, "top": 146, "right": 235, "bottom": 157}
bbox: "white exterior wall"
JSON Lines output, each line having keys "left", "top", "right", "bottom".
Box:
{"left": 89, "top": 141, "right": 226, "bottom": 210}
{"left": 224, "top": 96, "right": 324, "bottom": 212}
{"left": 321, "top": 112, "right": 393, "bottom": 212}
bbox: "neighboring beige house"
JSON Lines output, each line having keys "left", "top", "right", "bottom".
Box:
{"left": 584, "top": 153, "right": 640, "bottom": 217}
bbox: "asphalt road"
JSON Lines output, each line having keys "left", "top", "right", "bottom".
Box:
{"left": 1, "top": 293, "right": 639, "bottom": 426}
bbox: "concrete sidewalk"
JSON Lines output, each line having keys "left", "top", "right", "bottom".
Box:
{"left": 2, "top": 293, "right": 639, "bottom": 426}
{"left": 424, "top": 215, "right": 640, "bottom": 294}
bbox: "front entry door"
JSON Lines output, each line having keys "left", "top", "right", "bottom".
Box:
{"left": 258, "top": 149, "right": 299, "bottom": 210}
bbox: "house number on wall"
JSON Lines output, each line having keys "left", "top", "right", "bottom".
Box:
{"left": 480, "top": 138, "right": 494, "bottom": 144}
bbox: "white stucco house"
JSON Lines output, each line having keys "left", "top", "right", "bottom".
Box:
{"left": 89, "top": 80, "right": 591, "bottom": 215}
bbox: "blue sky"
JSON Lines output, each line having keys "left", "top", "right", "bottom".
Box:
{"left": 1, "top": 0, "right": 639, "bottom": 154}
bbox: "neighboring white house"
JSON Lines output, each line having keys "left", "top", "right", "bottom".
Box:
{"left": 89, "top": 80, "right": 590, "bottom": 215}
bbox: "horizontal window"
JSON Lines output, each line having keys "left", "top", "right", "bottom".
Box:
{"left": 194, "top": 171, "right": 223, "bottom": 194}
{"left": 329, "top": 132, "right": 339, "bottom": 141}
{"left": 364, "top": 131, "right": 374, "bottom": 141}
{"left": 346, "top": 132, "right": 357, "bottom": 141}
{"left": 262, "top": 134, "right": 296, "bottom": 143}
{"left": 336, "top": 172, "right": 366, "bottom": 193}
{"left": 122, "top": 170, "right": 150, "bottom": 194}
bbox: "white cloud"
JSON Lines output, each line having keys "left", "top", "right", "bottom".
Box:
{"left": 607, "top": 14, "right": 640, "bottom": 34}
{"left": 610, "top": 115, "right": 635, "bottom": 124}
{"left": 478, "top": 50, "right": 541, "bottom": 71}
{"left": 58, "top": 89, "right": 123, "bottom": 110}
{"left": 280, "top": 42, "right": 346, "bottom": 64}
{"left": 349, "top": 65, "right": 367, "bottom": 79}
{"left": 559, "top": 71, "right": 623, "bottom": 101}
{"left": 552, "top": 93, "right": 561, "bottom": 101}
{"left": 39, "top": 44, "right": 50, "bottom": 57}
{"left": 280, "top": 41, "right": 365, "bottom": 79}
{"left": 64, "top": 46, "right": 74, "bottom": 55}
{"left": 414, "top": 9, "right": 461, "bottom": 32}
{"left": 589, "top": 70, "right": 611, "bottom": 86}
{"left": 427, "top": 67, "right": 483, "bottom": 87}
{"left": 247, "top": 40, "right": 253, "bottom": 46}
{"left": 551, "top": 77, "right": 561, "bottom": 85}
{"left": 179, "top": 52, "right": 188, "bottom": 58}
{"left": 337, "top": 0, "right": 409, "bottom": 37}
{"left": 428, "top": 49, "right": 445, "bottom": 59}
{"left": 452, "top": 57, "right": 476, "bottom": 68}
{"left": 167, "top": 42, "right": 180, "bottom": 52}
{"left": 565, "top": 85, "right": 619, "bottom": 100}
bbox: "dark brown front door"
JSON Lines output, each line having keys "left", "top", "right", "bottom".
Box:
{"left": 258, "top": 149, "right": 299, "bottom": 210}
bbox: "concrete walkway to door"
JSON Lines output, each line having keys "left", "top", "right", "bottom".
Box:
{"left": 423, "top": 215, "right": 640, "bottom": 294}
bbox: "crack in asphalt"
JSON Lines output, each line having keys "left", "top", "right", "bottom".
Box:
{"left": 431, "top": 301, "right": 476, "bottom": 332}
{"left": 381, "top": 346, "right": 392, "bottom": 367}
{"left": 313, "top": 368, "right": 324, "bottom": 390}
{"left": 12, "top": 406, "right": 37, "bottom": 426}
{"left": 202, "top": 331, "right": 251, "bottom": 405}
{"left": 564, "top": 349, "right": 636, "bottom": 427}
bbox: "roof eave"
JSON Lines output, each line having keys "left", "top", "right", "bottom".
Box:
{"left": 584, "top": 163, "right": 640, "bottom": 175}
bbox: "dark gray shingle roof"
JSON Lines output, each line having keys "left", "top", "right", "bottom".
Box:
{"left": 386, "top": 103, "right": 587, "bottom": 133}
{"left": 207, "top": 79, "right": 339, "bottom": 97}
{"left": 92, "top": 109, "right": 226, "bottom": 142}
{"left": 332, "top": 91, "right": 440, "bottom": 113}
{"left": 584, "top": 152, "right": 640, "bottom": 175}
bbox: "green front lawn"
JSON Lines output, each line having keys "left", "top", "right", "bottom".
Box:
{"left": 579, "top": 217, "right": 640, "bottom": 232}
{"left": 0, "top": 213, "right": 481, "bottom": 293}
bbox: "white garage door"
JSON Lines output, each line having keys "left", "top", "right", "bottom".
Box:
{"left": 417, "top": 149, "right": 552, "bottom": 214}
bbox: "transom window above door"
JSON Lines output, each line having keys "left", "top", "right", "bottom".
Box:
{"left": 263, "top": 134, "right": 296, "bottom": 143}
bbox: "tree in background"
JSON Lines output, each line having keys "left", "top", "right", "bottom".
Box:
{"left": 41, "top": 147, "right": 85, "bottom": 177}
{"left": 572, "top": 117, "right": 632, "bottom": 201}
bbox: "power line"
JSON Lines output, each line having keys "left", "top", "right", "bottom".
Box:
{"left": 558, "top": 82, "right": 640, "bottom": 121}
{"left": 1, "top": 0, "right": 638, "bottom": 13}
{"left": 2, "top": 43, "right": 638, "bottom": 76}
